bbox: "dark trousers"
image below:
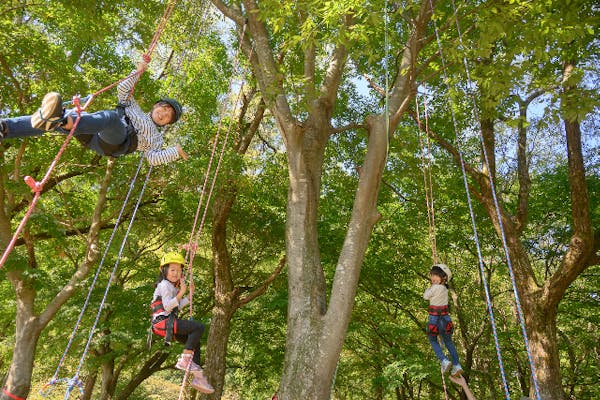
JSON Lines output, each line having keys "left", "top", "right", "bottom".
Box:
{"left": 174, "top": 318, "right": 205, "bottom": 366}
{"left": 3, "top": 110, "right": 132, "bottom": 156}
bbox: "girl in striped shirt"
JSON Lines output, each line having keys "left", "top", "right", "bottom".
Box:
{"left": 0, "top": 56, "right": 188, "bottom": 166}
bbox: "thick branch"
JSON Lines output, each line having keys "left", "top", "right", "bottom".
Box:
{"left": 209, "top": 0, "right": 245, "bottom": 25}
{"left": 320, "top": 14, "right": 352, "bottom": 109}
{"left": 238, "top": 255, "right": 286, "bottom": 307}
{"left": 387, "top": 0, "right": 434, "bottom": 128}
{"left": 408, "top": 109, "right": 484, "bottom": 193}
{"left": 241, "top": 0, "right": 295, "bottom": 133}
{"left": 545, "top": 62, "right": 594, "bottom": 308}
{"left": 330, "top": 122, "right": 366, "bottom": 135}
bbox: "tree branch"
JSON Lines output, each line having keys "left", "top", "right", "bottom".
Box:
{"left": 330, "top": 122, "right": 366, "bottom": 135}
{"left": 38, "top": 159, "right": 116, "bottom": 327}
{"left": 209, "top": 0, "right": 245, "bottom": 25}
{"left": 320, "top": 14, "right": 352, "bottom": 110}
{"left": 238, "top": 254, "right": 285, "bottom": 307}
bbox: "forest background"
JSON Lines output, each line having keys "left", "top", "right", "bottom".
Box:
{"left": 0, "top": 0, "right": 598, "bottom": 399}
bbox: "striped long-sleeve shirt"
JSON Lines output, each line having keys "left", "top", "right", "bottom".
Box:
{"left": 117, "top": 70, "right": 180, "bottom": 166}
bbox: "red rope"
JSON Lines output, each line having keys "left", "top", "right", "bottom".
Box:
{"left": 2, "top": 387, "right": 27, "bottom": 400}
{"left": 0, "top": 1, "right": 178, "bottom": 269}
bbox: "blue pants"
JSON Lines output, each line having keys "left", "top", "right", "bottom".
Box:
{"left": 427, "top": 314, "right": 460, "bottom": 365}
{"left": 3, "top": 110, "right": 131, "bottom": 156}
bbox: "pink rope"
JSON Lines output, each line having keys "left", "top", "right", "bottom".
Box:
{"left": 181, "top": 23, "right": 249, "bottom": 318}
{"left": 176, "top": 22, "right": 250, "bottom": 399}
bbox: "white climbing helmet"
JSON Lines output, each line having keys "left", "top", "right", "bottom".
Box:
{"left": 432, "top": 263, "right": 452, "bottom": 282}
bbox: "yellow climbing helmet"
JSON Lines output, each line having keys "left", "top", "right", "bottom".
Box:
{"left": 159, "top": 251, "right": 186, "bottom": 271}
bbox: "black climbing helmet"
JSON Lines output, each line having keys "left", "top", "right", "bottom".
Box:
{"left": 157, "top": 97, "right": 183, "bottom": 123}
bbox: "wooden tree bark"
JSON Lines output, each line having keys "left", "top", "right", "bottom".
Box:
{"left": 430, "top": 61, "right": 596, "bottom": 399}
{"left": 210, "top": 0, "right": 435, "bottom": 398}
{"left": 0, "top": 159, "right": 115, "bottom": 400}
{"left": 202, "top": 92, "right": 284, "bottom": 399}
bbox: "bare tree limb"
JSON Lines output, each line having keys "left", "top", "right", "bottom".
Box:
{"left": 238, "top": 255, "right": 286, "bottom": 307}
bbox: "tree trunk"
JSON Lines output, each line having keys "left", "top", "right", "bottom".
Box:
{"left": 209, "top": 1, "right": 433, "bottom": 397}
{"left": 473, "top": 68, "right": 595, "bottom": 397}
{"left": 197, "top": 86, "right": 273, "bottom": 399}
{"left": 100, "top": 357, "right": 116, "bottom": 400}
{"left": 203, "top": 287, "right": 236, "bottom": 399}
{"left": 280, "top": 118, "right": 328, "bottom": 396}
{"left": 81, "top": 370, "right": 98, "bottom": 400}
{"left": 204, "top": 188, "right": 237, "bottom": 398}
{"left": 1, "top": 301, "right": 40, "bottom": 400}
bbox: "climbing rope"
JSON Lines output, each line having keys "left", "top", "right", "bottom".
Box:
{"left": 425, "top": 1, "right": 522, "bottom": 398}
{"left": 176, "top": 21, "right": 251, "bottom": 400}
{"left": 415, "top": 96, "right": 451, "bottom": 398}
{"left": 39, "top": 156, "right": 145, "bottom": 397}
{"left": 61, "top": 166, "right": 153, "bottom": 400}
{"left": 415, "top": 97, "right": 438, "bottom": 264}
{"left": 0, "top": 0, "right": 179, "bottom": 269}
{"left": 447, "top": 1, "right": 541, "bottom": 398}
{"left": 181, "top": 21, "right": 249, "bottom": 317}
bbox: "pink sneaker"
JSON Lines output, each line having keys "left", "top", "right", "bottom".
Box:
{"left": 175, "top": 354, "right": 201, "bottom": 371}
{"left": 191, "top": 370, "right": 215, "bottom": 394}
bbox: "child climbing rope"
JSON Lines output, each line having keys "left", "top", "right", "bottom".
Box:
{"left": 0, "top": 55, "right": 188, "bottom": 166}
{"left": 151, "top": 252, "right": 214, "bottom": 394}
{"left": 423, "top": 263, "right": 463, "bottom": 377}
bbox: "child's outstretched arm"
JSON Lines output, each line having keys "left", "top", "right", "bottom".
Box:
{"left": 118, "top": 54, "right": 150, "bottom": 103}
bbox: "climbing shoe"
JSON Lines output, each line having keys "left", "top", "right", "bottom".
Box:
{"left": 175, "top": 354, "right": 201, "bottom": 372}
{"left": 441, "top": 359, "right": 451, "bottom": 374}
{"left": 31, "top": 92, "right": 64, "bottom": 131}
{"left": 451, "top": 364, "right": 463, "bottom": 377}
{"left": 191, "top": 370, "right": 215, "bottom": 394}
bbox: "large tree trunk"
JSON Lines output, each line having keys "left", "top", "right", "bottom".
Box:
{"left": 280, "top": 119, "right": 329, "bottom": 398}
{"left": 209, "top": 0, "right": 433, "bottom": 397}
{"left": 473, "top": 58, "right": 595, "bottom": 398}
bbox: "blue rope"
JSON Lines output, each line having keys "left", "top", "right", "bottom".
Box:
{"left": 426, "top": 0, "right": 512, "bottom": 398}
{"left": 62, "top": 376, "right": 84, "bottom": 400}
{"left": 448, "top": 0, "right": 541, "bottom": 398}
{"left": 63, "top": 165, "right": 153, "bottom": 398}
{"left": 40, "top": 156, "right": 144, "bottom": 397}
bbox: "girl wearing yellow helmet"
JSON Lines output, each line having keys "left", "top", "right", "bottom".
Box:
{"left": 150, "top": 251, "right": 214, "bottom": 394}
